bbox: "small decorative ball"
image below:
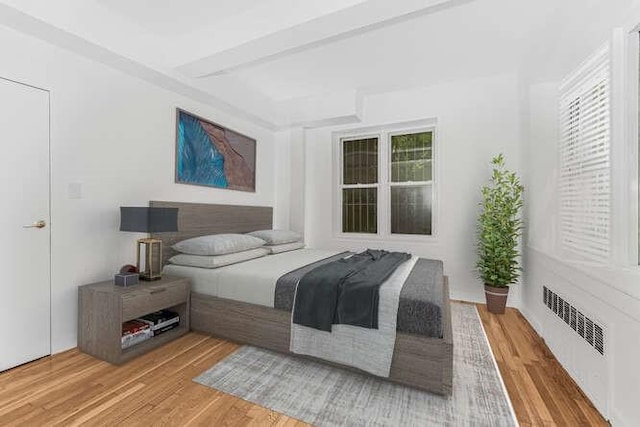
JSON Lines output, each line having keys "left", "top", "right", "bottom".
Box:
{"left": 119, "top": 264, "right": 138, "bottom": 274}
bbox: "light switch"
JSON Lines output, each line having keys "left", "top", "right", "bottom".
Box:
{"left": 68, "top": 182, "right": 83, "bottom": 199}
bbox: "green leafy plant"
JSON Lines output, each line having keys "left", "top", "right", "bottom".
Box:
{"left": 477, "top": 154, "right": 524, "bottom": 288}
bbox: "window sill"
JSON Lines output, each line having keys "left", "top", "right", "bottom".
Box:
{"left": 527, "top": 246, "right": 640, "bottom": 296}
{"left": 333, "top": 232, "right": 438, "bottom": 244}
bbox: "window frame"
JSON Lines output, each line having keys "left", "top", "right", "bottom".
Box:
{"left": 333, "top": 120, "right": 438, "bottom": 242}
{"left": 338, "top": 132, "right": 382, "bottom": 237}
{"left": 626, "top": 28, "right": 640, "bottom": 266}
{"left": 386, "top": 129, "right": 435, "bottom": 238}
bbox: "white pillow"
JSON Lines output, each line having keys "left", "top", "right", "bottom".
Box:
{"left": 168, "top": 248, "right": 270, "bottom": 268}
{"left": 172, "top": 233, "right": 266, "bottom": 256}
{"left": 269, "top": 241, "right": 305, "bottom": 254}
{"left": 248, "top": 229, "right": 302, "bottom": 245}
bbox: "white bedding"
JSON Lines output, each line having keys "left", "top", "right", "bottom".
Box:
{"left": 166, "top": 247, "right": 417, "bottom": 377}
{"left": 163, "top": 248, "right": 342, "bottom": 307}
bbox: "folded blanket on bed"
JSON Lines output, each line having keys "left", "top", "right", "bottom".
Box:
{"left": 396, "top": 258, "right": 444, "bottom": 337}
{"left": 275, "top": 255, "right": 445, "bottom": 338}
{"left": 292, "top": 249, "right": 411, "bottom": 332}
{"left": 291, "top": 256, "right": 418, "bottom": 377}
{"left": 274, "top": 252, "right": 350, "bottom": 312}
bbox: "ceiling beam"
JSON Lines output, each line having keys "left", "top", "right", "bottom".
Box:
{"left": 176, "top": 0, "right": 471, "bottom": 78}
{"left": 276, "top": 89, "right": 364, "bottom": 128}
{"left": 0, "top": 3, "right": 283, "bottom": 129}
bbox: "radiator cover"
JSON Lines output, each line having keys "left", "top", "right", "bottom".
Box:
{"left": 543, "top": 286, "right": 604, "bottom": 356}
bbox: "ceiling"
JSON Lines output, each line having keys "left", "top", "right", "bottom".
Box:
{"left": 0, "top": 0, "right": 637, "bottom": 128}
{"left": 97, "top": 0, "right": 265, "bottom": 37}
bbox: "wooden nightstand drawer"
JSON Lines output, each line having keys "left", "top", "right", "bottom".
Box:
{"left": 122, "top": 280, "right": 188, "bottom": 321}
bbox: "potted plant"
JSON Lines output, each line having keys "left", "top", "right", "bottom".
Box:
{"left": 476, "top": 154, "right": 524, "bottom": 314}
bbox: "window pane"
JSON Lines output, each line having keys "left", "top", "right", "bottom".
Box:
{"left": 391, "top": 132, "right": 432, "bottom": 183}
{"left": 391, "top": 185, "right": 432, "bottom": 235}
{"left": 343, "top": 138, "right": 378, "bottom": 185}
{"left": 342, "top": 188, "right": 377, "bottom": 233}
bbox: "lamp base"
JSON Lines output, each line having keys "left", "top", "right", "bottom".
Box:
{"left": 139, "top": 274, "right": 162, "bottom": 281}
{"left": 136, "top": 238, "right": 164, "bottom": 281}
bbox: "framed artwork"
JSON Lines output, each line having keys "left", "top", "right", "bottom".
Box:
{"left": 175, "top": 108, "right": 256, "bottom": 192}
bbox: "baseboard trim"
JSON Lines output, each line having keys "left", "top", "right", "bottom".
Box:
{"left": 518, "top": 307, "right": 543, "bottom": 336}
{"left": 609, "top": 407, "right": 624, "bottom": 426}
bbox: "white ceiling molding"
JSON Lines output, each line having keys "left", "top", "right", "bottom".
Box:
{"left": 176, "top": 0, "right": 472, "bottom": 78}
{"left": 0, "top": 3, "right": 282, "bottom": 130}
{"left": 160, "top": 0, "right": 371, "bottom": 68}
{"left": 7, "top": 0, "right": 623, "bottom": 130}
{"left": 0, "top": 2, "right": 383, "bottom": 129}
{"left": 0, "top": 3, "right": 377, "bottom": 130}
{"left": 276, "top": 90, "right": 364, "bottom": 129}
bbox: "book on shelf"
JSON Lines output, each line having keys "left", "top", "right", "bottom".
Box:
{"left": 121, "top": 320, "right": 152, "bottom": 349}
{"left": 122, "top": 320, "right": 149, "bottom": 335}
{"left": 152, "top": 322, "right": 180, "bottom": 336}
{"left": 136, "top": 309, "right": 180, "bottom": 331}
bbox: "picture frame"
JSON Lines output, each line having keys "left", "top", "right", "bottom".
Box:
{"left": 175, "top": 108, "right": 256, "bottom": 192}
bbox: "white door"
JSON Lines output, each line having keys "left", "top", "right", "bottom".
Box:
{"left": 0, "top": 77, "right": 51, "bottom": 371}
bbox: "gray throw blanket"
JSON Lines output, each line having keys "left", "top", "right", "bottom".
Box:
{"left": 276, "top": 256, "right": 445, "bottom": 338}
{"left": 292, "top": 249, "right": 411, "bottom": 332}
{"left": 275, "top": 252, "right": 350, "bottom": 311}
{"left": 291, "top": 256, "right": 418, "bottom": 377}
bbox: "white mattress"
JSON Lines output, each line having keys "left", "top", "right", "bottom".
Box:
{"left": 163, "top": 249, "right": 342, "bottom": 308}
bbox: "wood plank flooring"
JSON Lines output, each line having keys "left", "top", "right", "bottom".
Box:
{"left": 0, "top": 305, "right": 607, "bottom": 426}
{"left": 477, "top": 305, "right": 608, "bottom": 427}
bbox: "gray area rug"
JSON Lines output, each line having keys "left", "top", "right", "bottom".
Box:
{"left": 194, "top": 303, "right": 517, "bottom": 426}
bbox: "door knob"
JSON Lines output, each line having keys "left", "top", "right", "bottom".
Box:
{"left": 23, "top": 220, "right": 46, "bottom": 229}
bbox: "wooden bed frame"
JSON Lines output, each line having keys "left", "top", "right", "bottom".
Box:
{"left": 151, "top": 201, "right": 453, "bottom": 395}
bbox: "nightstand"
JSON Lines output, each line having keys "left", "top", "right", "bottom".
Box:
{"left": 78, "top": 275, "right": 190, "bottom": 364}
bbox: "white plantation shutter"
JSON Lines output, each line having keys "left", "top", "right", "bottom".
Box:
{"left": 558, "top": 46, "right": 611, "bottom": 262}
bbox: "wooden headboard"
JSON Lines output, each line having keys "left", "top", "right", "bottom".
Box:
{"left": 149, "top": 201, "right": 273, "bottom": 266}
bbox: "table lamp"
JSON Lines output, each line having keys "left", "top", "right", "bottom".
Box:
{"left": 119, "top": 207, "right": 178, "bottom": 281}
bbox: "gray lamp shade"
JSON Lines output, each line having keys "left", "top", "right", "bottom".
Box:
{"left": 119, "top": 207, "right": 178, "bottom": 233}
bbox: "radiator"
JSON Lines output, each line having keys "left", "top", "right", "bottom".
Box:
{"left": 543, "top": 286, "right": 605, "bottom": 355}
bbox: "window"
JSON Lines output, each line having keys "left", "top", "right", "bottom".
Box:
{"left": 341, "top": 137, "right": 379, "bottom": 234}
{"left": 558, "top": 45, "right": 611, "bottom": 262}
{"left": 338, "top": 125, "right": 435, "bottom": 237}
{"left": 390, "top": 132, "right": 433, "bottom": 235}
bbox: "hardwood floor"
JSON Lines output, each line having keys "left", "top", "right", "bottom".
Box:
{"left": 0, "top": 334, "right": 300, "bottom": 426}
{"left": 477, "top": 305, "right": 608, "bottom": 427}
{"left": 0, "top": 305, "right": 607, "bottom": 426}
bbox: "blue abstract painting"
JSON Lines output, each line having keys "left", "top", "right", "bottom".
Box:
{"left": 175, "top": 109, "right": 256, "bottom": 192}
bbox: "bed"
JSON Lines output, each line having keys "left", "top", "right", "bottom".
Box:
{"left": 151, "top": 201, "right": 453, "bottom": 395}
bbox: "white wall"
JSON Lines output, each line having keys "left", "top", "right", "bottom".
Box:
{"left": 518, "top": 3, "right": 640, "bottom": 425}
{"left": 0, "top": 25, "right": 286, "bottom": 353}
{"left": 523, "top": 78, "right": 640, "bottom": 425}
{"left": 288, "top": 127, "right": 307, "bottom": 234}
{"left": 304, "top": 73, "right": 525, "bottom": 305}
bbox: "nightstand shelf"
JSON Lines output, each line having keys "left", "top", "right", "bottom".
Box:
{"left": 78, "top": 276, "right": 190, "bottom": 364}
{"left": 120, "top": 324, "right": 188, "bottom": 362}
